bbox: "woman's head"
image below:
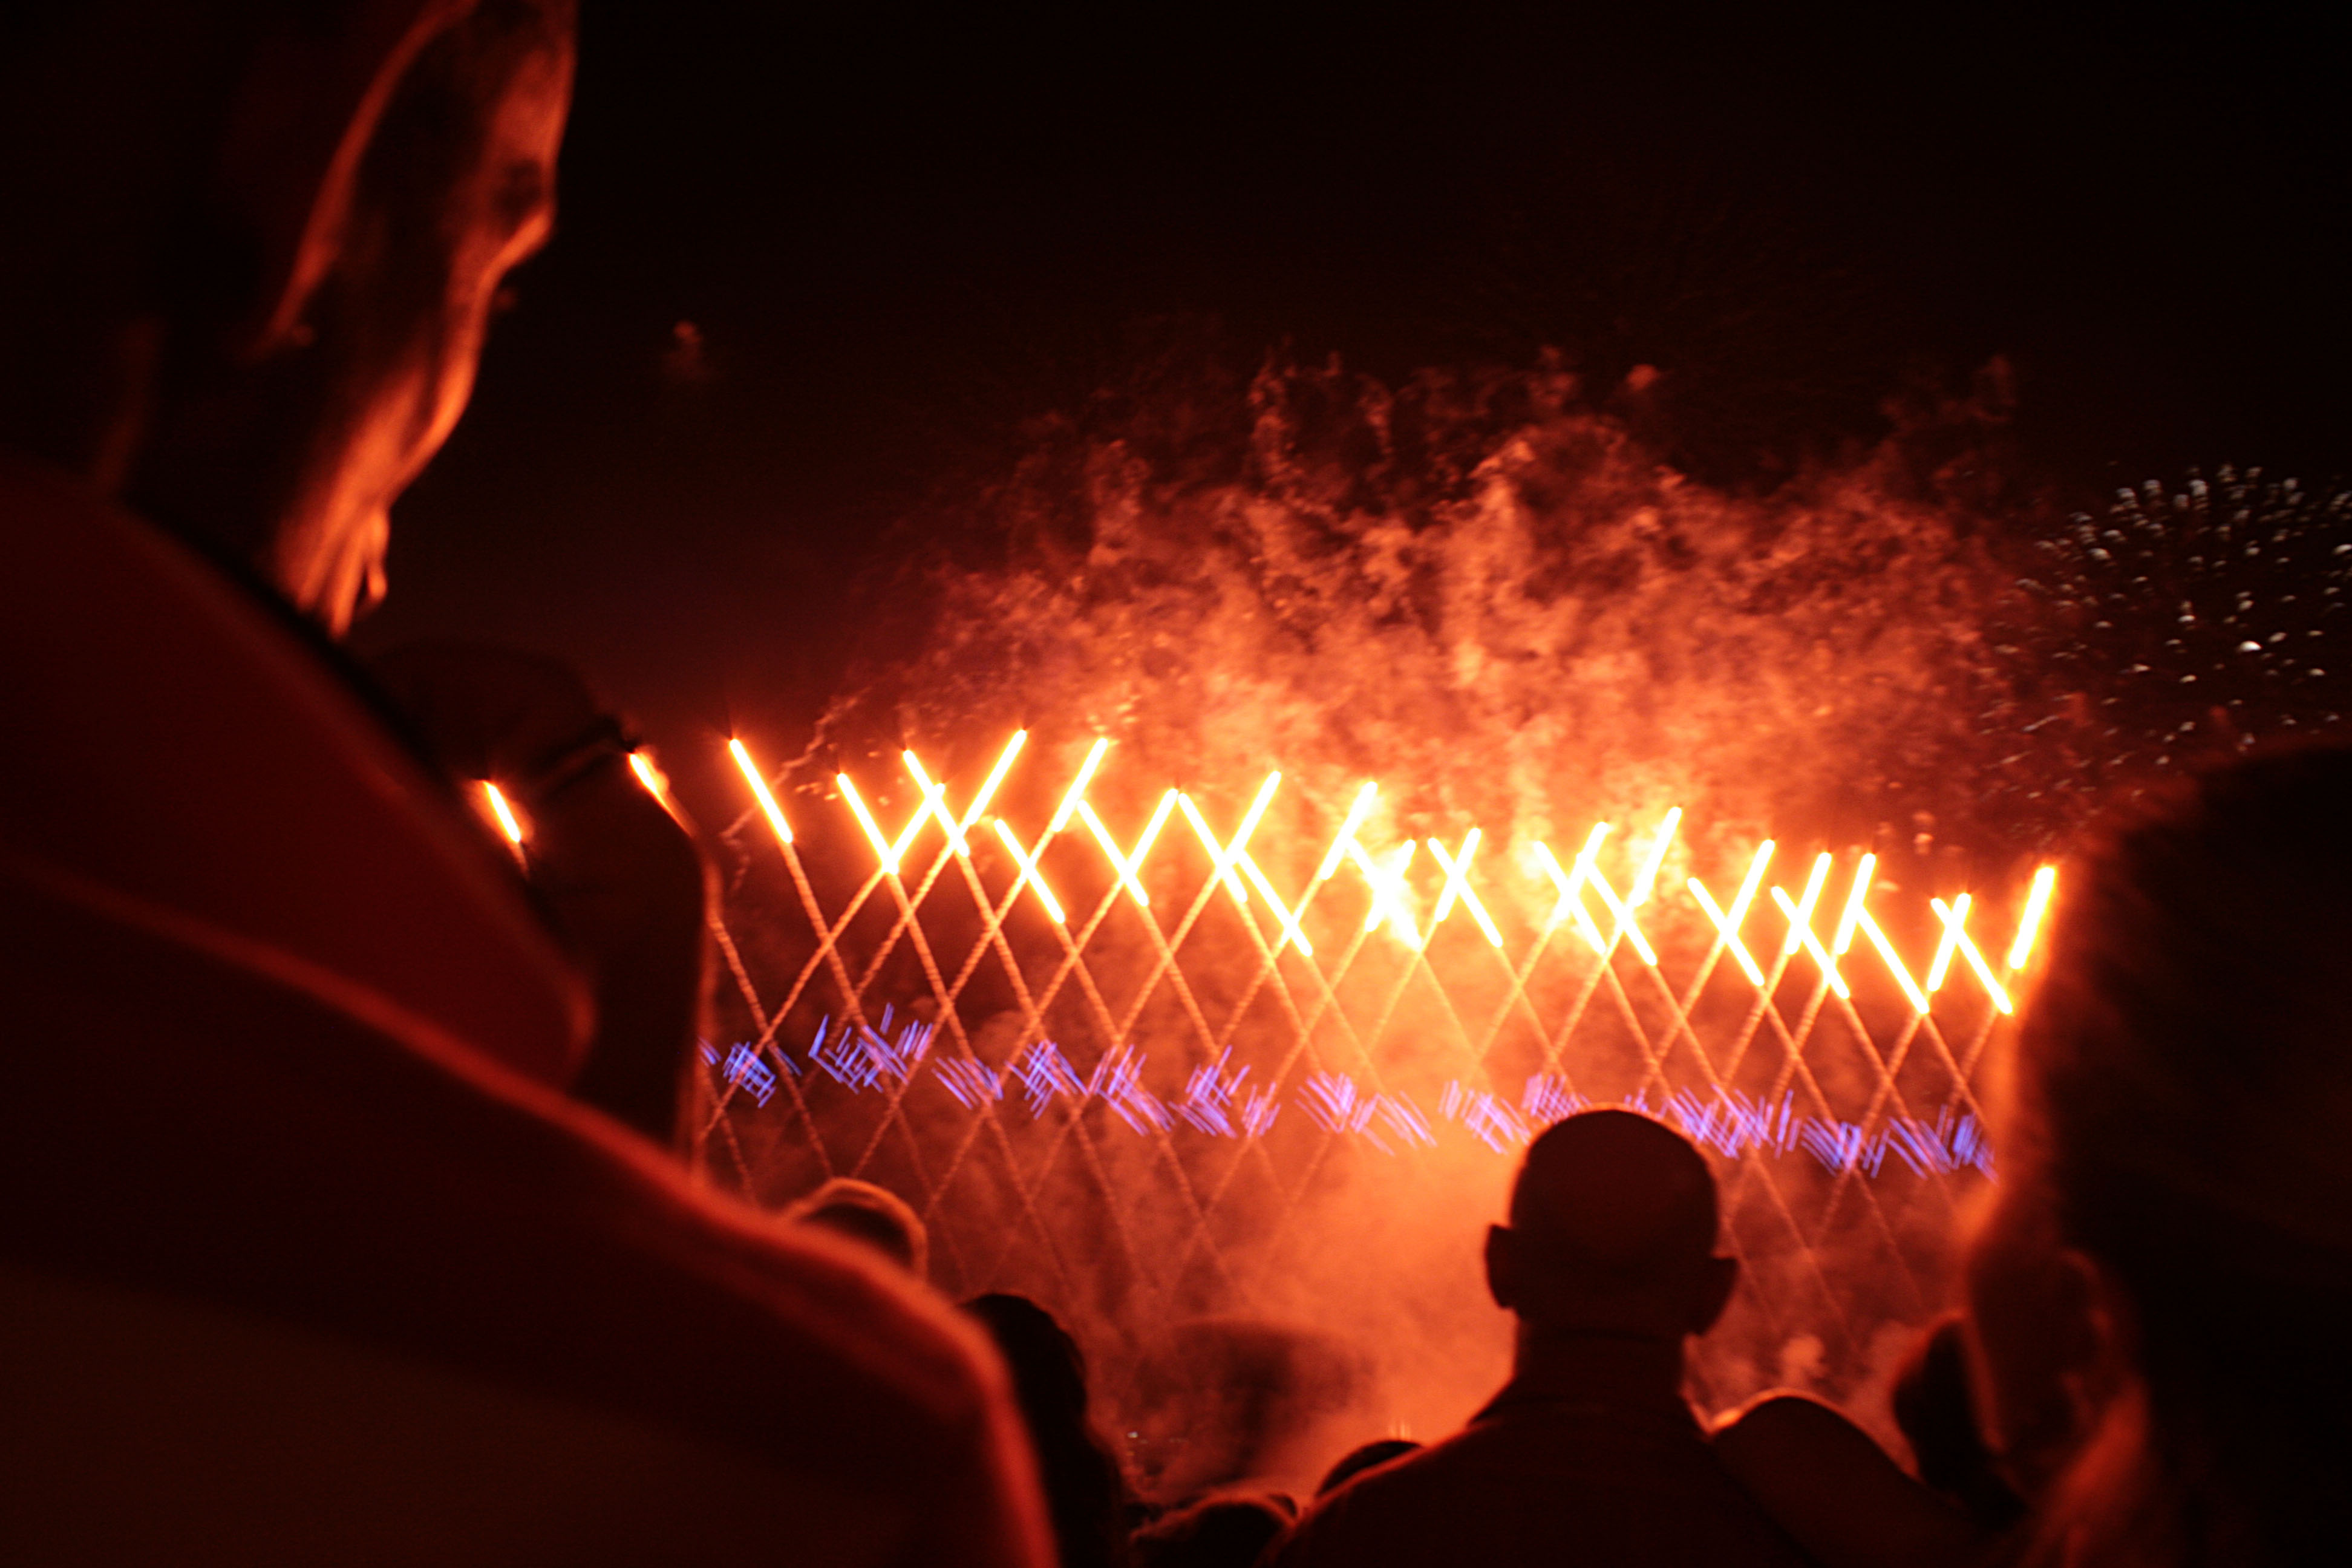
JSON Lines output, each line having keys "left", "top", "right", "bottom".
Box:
{"left": 1967, "top": 746, "right": 2352, "bottom": 1564}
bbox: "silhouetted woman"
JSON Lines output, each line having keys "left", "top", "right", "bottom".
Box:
{"left": 965, "top": 1293, "right": 1135, "bottom": 1568}
{"left": 1967, "top": 747, "right": 2352, "bottom": 1566}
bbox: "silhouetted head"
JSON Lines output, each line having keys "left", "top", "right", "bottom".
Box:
{"left": 1967, "top": 746, "right": 2352, "bottom": 1566}
{"left": 1485, "top": 1109, "right": 1735, "bottom": 1341}
{"left": 962, "top": 1295, "right": 1131, "bottom": 1568}
{"left": 1130, "top": 1493, "right": 1292, "bottom": 1568}
{"left": 964, "top": 1293, "right": 1089, "bottom": 1418}
{"left": 0, "top": 1, "right": 575, "bottom": 633}
{"left": 783, "top": 1177, "right": 928, "bottom": 1276}
{"left": 1890, "top": 1314, "right": 2025, "bottom": 1532}
{"left": 1315, "top": 1438, "right": 1419, "bottom": 1496}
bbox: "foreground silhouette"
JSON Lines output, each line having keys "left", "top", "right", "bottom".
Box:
{"left": 1263, "top": 1109, "right": 1809, "bottom": 1567}
{"left": 0, "top": 5, "right": 1045, "bottom": 1561}
{"left": 1966, "top": 748, "right": 2352, "bottom": 1566}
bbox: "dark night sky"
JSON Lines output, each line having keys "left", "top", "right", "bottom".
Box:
{"left": 358, "top": 5, "right": 2351, "bottom": 801}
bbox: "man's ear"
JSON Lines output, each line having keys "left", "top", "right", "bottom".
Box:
{"left": 1690, "top": 1254, "right": 1739, "bottom": 1334}
{"left": 213, "top": 1, "right": 463, "bottom": 358}
{"left": 1484, "top": 1224, "right": 1519, "bottom": 1312}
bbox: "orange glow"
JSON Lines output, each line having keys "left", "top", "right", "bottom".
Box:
{"left": 1236, "top": 852, "right": 1315, "bottom": 956}
{"left": 2008, "top": 864, "right": 2057, "bottom": 970}
{"left": 1426, "top": 829, "right": 1503, "bottom": 947}
{"left": 1930, "top": 896, "right": 2014, "bottom": 1013}
{"left": 728, "top": 738, "right": 794, "bottom": 848}
{"left": 1687, "top": 840, "right": 1774, "bottom": 985}
{"left": 1772, "top": 855, "right": 1848, "bottom": 996}
{"left": 990, "top": 817, "right": 1067, "bottom": 923}
{"left": 481, "top": 781, "right": 526, "bottom": 846}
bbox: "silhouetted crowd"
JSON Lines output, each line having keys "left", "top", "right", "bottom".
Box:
{"left": 7, "top": 5, "right": 2351, "bottom": 1564}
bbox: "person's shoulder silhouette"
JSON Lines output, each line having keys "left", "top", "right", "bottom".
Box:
{"left": 1265, "top": 1111, "right": 1808, "bottom": 1568}
{"left": 0, "top": 7, "right": 1047, "bottom": 1562}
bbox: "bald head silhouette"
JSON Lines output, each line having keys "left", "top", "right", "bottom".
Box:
{"left": 1485, "top": 1111, "right": 1737, "bottom": 1341}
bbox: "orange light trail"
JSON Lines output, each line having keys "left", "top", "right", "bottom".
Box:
{"left": 1534, "top": 826, "right": 1613, "bottom": 952}
{"left": 1177, "top": 776, "right": 1313, "bottom": 954}
{"left": 627, "top": 750, "right": 667, "bottom": 799}
{"left": 1930, "top": 896, "right": 2014, "bottom": 1014}
{"left": 1357, "top": 840, "right": 1422, "bottom": 946}
{"left": 1426, "top": 829, "right": 1503, "bottom": 947}
{"left": 767, "top": 734, "right": 2045, "bottom": 1017}
{"left": 1852, "top": 912, "right": 1930, "bottom": 1013}
{"left": 837, "top": 770, "right": 940, "bottom": 877}
{"left": 1772, "top": 854, "right": 1849, "bottom": 996}
{"left": 1178, "top": 775, "right": 1279, "bottom": 910}
{"left": 2008, "top": 864, "right": 2057, "bottom": 971}
{"left": 1580, "top": 810, "right": 1679, "bottom": 965}
{"left": 904, "top": 731, "right": 1028, "bottom": 859}
{"left": 1050, "top": 738, "right": 1111, "bottom": 834}
{"left": 1832, "top": 852, "right": 1875, "bottom": 957}
{"left": 727, "top": 738, "right": 794, "bottom": 848}
{"left": 1080, "top": 791, "right": 1177, "bottom": 907}
{"left": 1688, "top": 840, "right": 1774, "bottom": 985}
{"left": 1926, "top": 891, "right": 1970, "bottom": 993}
{"left": 1316, "top": 782, "right": 1382, "bottom": 883}
{"left": 481, "top": 781, "right": 525, "bottom": 847}
{"left": 990, "top": 818, "right": 1067, "bottom": 923}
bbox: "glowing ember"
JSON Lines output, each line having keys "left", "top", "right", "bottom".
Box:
{"left": 480, "top": 780, "right": 526, "bottom": 850}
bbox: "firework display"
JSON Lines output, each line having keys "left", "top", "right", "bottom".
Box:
{"left": 671, "top": 731, "right": 2050, "bottom": 1421}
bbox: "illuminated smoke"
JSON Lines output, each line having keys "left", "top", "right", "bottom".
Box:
{"left": 699, "top": 354, "right": 2345, "bottom": 1488}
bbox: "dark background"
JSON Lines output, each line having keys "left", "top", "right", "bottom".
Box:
{"left": 358, "top": 4, "right": 2351, "bottom": 803}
